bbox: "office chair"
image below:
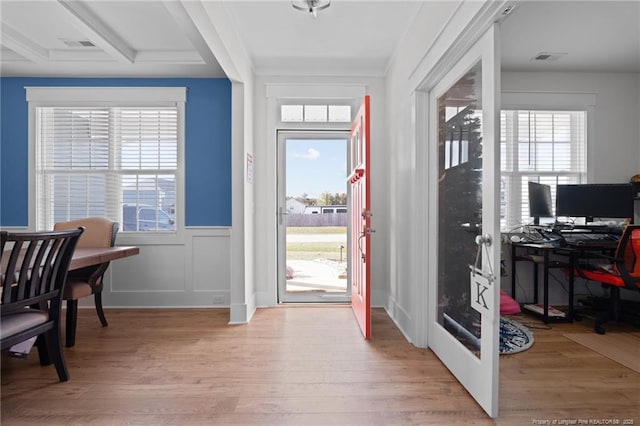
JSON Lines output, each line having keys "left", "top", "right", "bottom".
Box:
{"left": 576, "top": 225, "right": 640, "bottom": 334}
{"left": 54, "top": 217, "right": 119, "bottom": 347}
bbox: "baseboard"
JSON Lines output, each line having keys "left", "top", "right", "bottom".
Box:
{"left": 384, "top": 297, "right": 415, "bottom": 345}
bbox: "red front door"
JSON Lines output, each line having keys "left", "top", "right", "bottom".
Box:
{"left": 348, "top": 96, "right": 371, "bottom": 339}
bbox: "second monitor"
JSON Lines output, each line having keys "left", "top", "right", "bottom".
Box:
{"left": 556, "top": 183, "right": 634, "bottom": 222}
{"left": 528, "top": 181, "right": 553, "bottom": 225}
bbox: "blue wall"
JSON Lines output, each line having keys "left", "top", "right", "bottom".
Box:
{"left": 0, "top": 77, "right": 231, "bottom": 227}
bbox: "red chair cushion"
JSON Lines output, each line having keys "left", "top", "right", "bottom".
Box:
{"left": 580, "top": 269, "right": 625, "bottom": 287}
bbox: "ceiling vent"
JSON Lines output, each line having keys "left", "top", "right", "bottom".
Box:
{"left": 60, "top": 39, "right": 96, "bottom": 48}
{"left": 531, "top": 52, "right": 567, "bottom": 62}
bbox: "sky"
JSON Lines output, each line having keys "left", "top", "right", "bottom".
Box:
{"left": 286, "top": 138, "right": 348, "bottom": 200}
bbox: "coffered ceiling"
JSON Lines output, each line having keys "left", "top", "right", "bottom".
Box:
{"left": 1, "top": 1, "right": 638, "bottom": 78}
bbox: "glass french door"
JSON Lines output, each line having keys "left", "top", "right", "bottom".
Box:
{"left": 277, "top": 131, "right": 351, "bottom": 303}
{"left": 427, "top": 25, "right": 501, "bottom": 417}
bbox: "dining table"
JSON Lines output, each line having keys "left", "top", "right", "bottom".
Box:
{"left": 67, "top": 246, "right": 140, "bottom": 270}
{"left": 1, "top": 245, "right": 140, "bottom": 274}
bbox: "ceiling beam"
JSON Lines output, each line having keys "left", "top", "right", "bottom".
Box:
{"left": 57, "top": 0, "right": 135, "bottom": 63}
{"left": 1, "top": 24, "right": 48, "bottom": 63}
{"left": 161, "top": 1, "right": 216, "bottom": 67}
{"left": 179, "top": 1, "right": 253, "bottom": 82}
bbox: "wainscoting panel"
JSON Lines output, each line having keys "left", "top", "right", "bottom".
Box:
{"left": 103, "top": 228, "right": 231, "bottom": 307}
{"left": 110, "top": 244, "right": 186, "bottom": 292}
{"left": 192, "top": 235, "right": 231, "bottom": 298}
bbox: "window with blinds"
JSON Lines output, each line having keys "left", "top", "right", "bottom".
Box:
{"left": 500, "top": 109, "right": 587, "bottom": 230}
{"left": 36, "top": 106, "right": 178, "bottom": 232}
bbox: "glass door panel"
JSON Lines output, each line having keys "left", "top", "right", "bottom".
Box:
{"left": 278, "top": 132, "right": 350, "bottom": 303}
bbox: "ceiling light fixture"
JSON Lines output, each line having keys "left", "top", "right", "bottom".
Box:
{"left": 292, "top": 0, "right": 331, "bottom": 18}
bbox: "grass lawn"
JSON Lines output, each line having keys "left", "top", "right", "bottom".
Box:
{"left": 287, "top": 242, "right": 346, "bottom": 261}
{"left": 285, "top": 226, "right": 347, "bottom": 260}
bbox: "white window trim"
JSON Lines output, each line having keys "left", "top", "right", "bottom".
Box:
{"left": 502, "top": 90, "right": 596, "bottom": 182}
{"left": 26, "top": 87, "right": 186, "bottom": 104}
{"left": 27, "top": 86, "right": 186, "bottom": 245}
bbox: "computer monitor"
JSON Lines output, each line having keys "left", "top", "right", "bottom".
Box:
{"left": 528, "top": 181, "right": 553, "bottom": 225}
{"left": 555, "top": 183, "right": 634, "bottom": 222}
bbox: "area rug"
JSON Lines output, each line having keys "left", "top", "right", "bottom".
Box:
{"left": 563, "top": 332, "right": 640, "bottom": 373}
{"left": 500, "top": 316, "right": 534, "bottom": 355}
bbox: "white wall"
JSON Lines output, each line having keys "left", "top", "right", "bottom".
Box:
{"left": 252, "top": 75, "right": 388, "bottom": 308}
{"left": 502, "top": 72, "right": 640, "bottom": 183}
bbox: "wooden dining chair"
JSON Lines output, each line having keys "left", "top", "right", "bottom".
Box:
{"left": 54, "top": 217, "right": 119, "bottom": 347}
{"left": 1, "top": 228, "right": 83, "bottom": 381}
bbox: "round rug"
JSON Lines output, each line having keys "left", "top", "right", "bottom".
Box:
{"left": 500, "top": 316, "right": 534, "bottom": 355}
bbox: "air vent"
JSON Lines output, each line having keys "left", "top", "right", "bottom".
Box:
{"left": 60, "top": 38, "right": 96, "bottom": 48}
{"left": 502, "top": 5, "right": 515, "bottom": 16}
{"left": 531, "top": 52, "right": 567, "bottom": 62}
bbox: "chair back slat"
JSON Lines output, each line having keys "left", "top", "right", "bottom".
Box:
{"left": 42, "top": 237, "right": 64, "bottom": 295}
{"left": 28, "top": 238, "right": 54, "bottom": 298}
{"left": 17, "top": 240, "right": 34, "bottom": 300}
{"left": 2, "top": 239, "right": 22, "bottom": 304}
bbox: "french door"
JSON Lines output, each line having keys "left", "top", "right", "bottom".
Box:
{"left": 427, "top": 26, "right": 501, "bottom": 417}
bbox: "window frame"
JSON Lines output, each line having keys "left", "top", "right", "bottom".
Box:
{"left": 27, "top": 87, "right": 186, "bottom": 244}
{"left": 500, "top": 91, "right": 595, "bottom": 231}
{"left": 275, "top": 98, "right": 360, "bottom": 130}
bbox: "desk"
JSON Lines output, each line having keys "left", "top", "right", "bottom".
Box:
{"left": 510, "top": 242, "right": 575, "bottom": 323}
{"left": 511, "top": 239, "right": 619, "bottom": 323}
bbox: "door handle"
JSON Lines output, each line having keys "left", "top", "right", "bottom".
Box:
{"left": 279, "top": 207, "right": 288, "bottom": 225}
{"left": 278, "top": 207, "right": 289, "bottom": 225}
{"left": 475, "top": 234, "right": 492, "bottom": 246}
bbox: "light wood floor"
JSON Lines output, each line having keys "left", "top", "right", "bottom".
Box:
{"left": 2, "top": 306, "right": 639, "bottom": 425}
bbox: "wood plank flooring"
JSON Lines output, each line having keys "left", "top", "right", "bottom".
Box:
{"left": 2, "top": 306, "right": 639, "bottom": 425}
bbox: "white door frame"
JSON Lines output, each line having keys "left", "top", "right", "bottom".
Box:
{"left": 276, "top": 129, "right": 351, "bottom": 303}
{"left": 257, "top": 83, "right": 366, "bottom": 307}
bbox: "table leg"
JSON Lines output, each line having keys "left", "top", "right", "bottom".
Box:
{"left": 543, "top": 249, "right": 550, "bottom": 323}
{"left": 533, "top": 259, "right": 539, "bottom": 304}
{"left": 511, "top": 244, "right": 517, "bottom": 300}
{"left": 568, "top": 251, "right": 575, "bottom": 321}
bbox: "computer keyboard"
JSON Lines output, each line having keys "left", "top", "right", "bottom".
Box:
{"left": 561, "top": 232, "right": 619, "bottom": 247}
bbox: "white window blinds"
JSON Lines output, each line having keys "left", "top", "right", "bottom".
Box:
{"left": 36, "top": 106, "right": 178, "bottom": 232}
{"left": 500, "top": 109, "right": 587, "bottom": 230}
